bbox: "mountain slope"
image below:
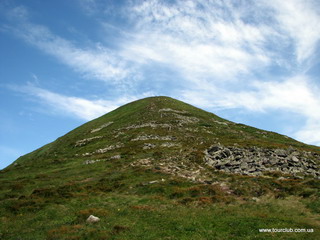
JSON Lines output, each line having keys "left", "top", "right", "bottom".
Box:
{"left": 1, "top": 96, "right": 320, "bottom": 239}
{"left": 10, "top": 96, "right": 320, "bottom": 179}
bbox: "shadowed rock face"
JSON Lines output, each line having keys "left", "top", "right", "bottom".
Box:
{"left": 204, "top": 144, "right": 320, "bottom": 178}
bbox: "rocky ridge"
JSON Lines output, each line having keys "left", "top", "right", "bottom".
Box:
{"left": 204, "top": 144, "right": 320, "bottom": 178}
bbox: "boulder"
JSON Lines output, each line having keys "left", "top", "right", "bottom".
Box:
{"left": 208, "top": 145, "right": 221, "bottom": 153}
{"left": 86, "top": 215, "right": 100, "bottom": 223}
{"left": 290, "top": 156, "right": 299, "bottom": 163}
{"left": 274, "top": 149, "right": 288, "bottom": 157}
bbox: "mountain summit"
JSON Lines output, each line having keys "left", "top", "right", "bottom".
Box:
{"left": 1, "top": 96, "right": 320, "bottom": 239}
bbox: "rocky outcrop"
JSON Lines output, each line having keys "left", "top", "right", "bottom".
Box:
{"left": 204, "top": 144, "right": 320, "bottom": 178}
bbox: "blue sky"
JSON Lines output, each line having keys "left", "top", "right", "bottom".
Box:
{"left": 1, "top": 0, "right": 320, "bottom": 169}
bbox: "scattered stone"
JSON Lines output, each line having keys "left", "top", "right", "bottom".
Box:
{"left": 81, "top": 143, "right": 124, "bottom": 156}
{"left": 86, "top": 215, "right": 100, "bottom": 223}
{"left": 110, "top": 155, "right": 121, "bottom": 160}
{"left": 96, "top": 143, "right": 124, "bottom": 154}
{"left": 130, "top": 157, "right": 211, "bottom": 183}
{"left": 161, "top": 142, "right": 179, "bottom": 148}
{"left": 172, "top": 113, "right": 199, "bottom": 124}
{"left": 75, "top": 136, "right": 103, "bottom": 147}
{"left": 83, "top": 159, "right": 101, "bottom": 165}
{"left": 158, "top": 108, "right": 187, "bottom": 114}
{"left": 82, "top": 152, "right": 92, "bottom": 157}
{"left": 123, "top": 122, "right": 172, "bottom": 130}
{"left": 130, "top": 158, "right": 153, "bottom": 167}
{"left": 185, "top": 127, "right": 199, "bottom": 133}
{"left": 277, "top": 177, "right": 286, "bottom": 181}
{"left": 131, "top": 135, "right": 175, "bottom": 141}
{"left": 143, "top": 143, "right": 156, "bottom": 150}
{"left": 149, "top": 180, "right": 160, "bottom": 184}
{"left": 90, "top": 122, "right": 113, "bottom": 133}
{"left": 212, "top": 120, "right": 228, "bottom": 126}
{"left": 114, "top": 131, "right": 125, "bottom": 138}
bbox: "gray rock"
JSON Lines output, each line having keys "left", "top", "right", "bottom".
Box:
{"left": 143, "top": 143, "right": 156, "bottom": 150}
{"left": 274, "top": 149, "right": 288, "bottom": 157}
{"left": 240, "top": 162, "right": 248, "bottom": 169}
{"left": 86, "top": 215, "right": 100, "bottom": 223}
{"left": 290, "top": 156, "right": 299, "bottom": 162}
{"left": 248, "top": 167, "right": 256, "bottom": 173}
{"left": 204, "top": 144, "right": 319, "bottom": 178}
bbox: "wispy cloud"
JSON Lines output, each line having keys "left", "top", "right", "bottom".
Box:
{"left": 264, "top": 0, "right": 320, "bottom": 64}
{"left": 12, "top": 84, "right": 140, "bottom": 120}
{"left": 122, "top": 0, "right": 273, "bottom": 83}
{"left": 123, "top": 0, "right": 320, "bottom": 81}
{"left": 6, "top": 6, "right": 132, "bottom": 84}
{"left": 6, "top": 1, "right": 319, "bottom": 85}
{"left": 295, "top": 120, "right": 320, "bottom": 146}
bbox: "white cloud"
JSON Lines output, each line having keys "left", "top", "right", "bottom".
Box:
{"left": 122, "top": 0, "right": 320, "bottom": 83}
{"left": 123, "top": 0, "right": 273, "bottom": 82}
{"left": 15, "top": 84, "right": 139, "bottom": 120}
{"left": 8, "top": 6, "right": 131, "bottom": 84}
{"left": 8, "top": 1, "right": 319, "bottom": 85}
{"left": 295, "top": 120, "right": 320, "bottom": 146}
{"left": 264, "top": 0, "right": 320, "bottom": 63}
{"left": 232, "top": 76, "right": 320, "bottom": 118}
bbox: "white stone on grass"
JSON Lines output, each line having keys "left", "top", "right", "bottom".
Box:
{"left": 86, "top": 215, "right": 100, "bottom": 223}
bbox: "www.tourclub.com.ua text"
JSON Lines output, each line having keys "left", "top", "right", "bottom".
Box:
{"left": 259, "top": 228, "right": 314, "bottom": 233}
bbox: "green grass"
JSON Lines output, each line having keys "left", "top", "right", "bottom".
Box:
{"left": 1, "top": 162, "right": 319, "bottom": 239}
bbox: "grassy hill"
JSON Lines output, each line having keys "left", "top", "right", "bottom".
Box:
{"left": 0, "top": 96, "right": 319, "bottom": 239}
